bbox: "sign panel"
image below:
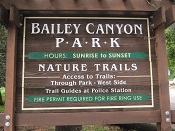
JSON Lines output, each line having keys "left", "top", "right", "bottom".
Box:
{"left": 22, "top": 17, "right": 153, "bottom": 110}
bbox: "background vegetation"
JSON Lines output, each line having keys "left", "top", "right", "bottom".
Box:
{"left": 0, "top": 24, "right": 6, "bottom": 87}
{"left": 0, "top": 24, "right": 6, "bottom": 112}
{"left": 166, "top": 23, "right": 175, "bottom": 78}
{"left": 0, "top": 87, "right": 5, "bottom": 113}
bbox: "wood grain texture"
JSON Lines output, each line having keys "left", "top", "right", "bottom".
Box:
{"left": 0, "top": 113, "right": 4, "bottom": 126}
{"left": 1, "top": 0, "right": 175, "bottom": 129}
{"left": 155, "top": 24, "right": 172, "bottom": 130}
{"left": 17, "top": 17, "right": 157, "bottom": 111}
{"left": 15, "top": 111, "right": 161, "bottom": 126}
{"left": 4, "top": 9, "right": 18, "bottom": 131}
{"left": 1, "top": 0, "right": 173, "bottom": 12}
{"left": 0, "top": 0, "right": 157, "bottom": 11}
{"left": 152, "top": 6, "right": 166, "bottom": 29}
{"left": 9, "top": 4, "right": 20, "bottom": 27}
{"left": 165, "top": 5, "right": 175, "bottom": 28}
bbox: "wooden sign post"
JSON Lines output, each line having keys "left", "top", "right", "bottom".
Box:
{"left": 0, "top": 1, "right": 175, "bottom": 131}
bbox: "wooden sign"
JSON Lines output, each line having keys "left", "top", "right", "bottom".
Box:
{"left": 20, "top": 17, "right": 155, "bottom": 111}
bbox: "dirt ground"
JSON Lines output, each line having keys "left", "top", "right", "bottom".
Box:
{"left": 0, "top": 126, "right": 49, "bottom": 131}
{"left": 0, "top": 124, "right": 175, "bottom": 131}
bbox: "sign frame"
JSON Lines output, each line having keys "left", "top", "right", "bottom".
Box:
{"left": 22, "top": 17, "right": 154, "bottom": 111}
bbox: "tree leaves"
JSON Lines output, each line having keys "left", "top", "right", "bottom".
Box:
{"left": 0, "top": 24, "right": 7, "bottom": 87}
{"left": 166, "top": 23, "right": 175, "bottom": 78}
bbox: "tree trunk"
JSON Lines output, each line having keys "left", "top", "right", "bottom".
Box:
{"left": 55, "top": 125, "right": 82, "bottom": 131}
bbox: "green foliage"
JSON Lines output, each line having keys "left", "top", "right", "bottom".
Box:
{"left": 0, "top": 87, "right": 5, "bottom": 102}
{"left": 0, "top": 105, "right": 4, "bottom": 113}
{"left": 82, "top": 125, "right": 108, "bottom": 131}
{"left": 0, "top": 24, "right": 7, "bottom": 87}
{"left": 0, "top": 87, "right": 5, "bottom": 113}
{"left": 166, "top": 23, "right": 175, "bottom": 78}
